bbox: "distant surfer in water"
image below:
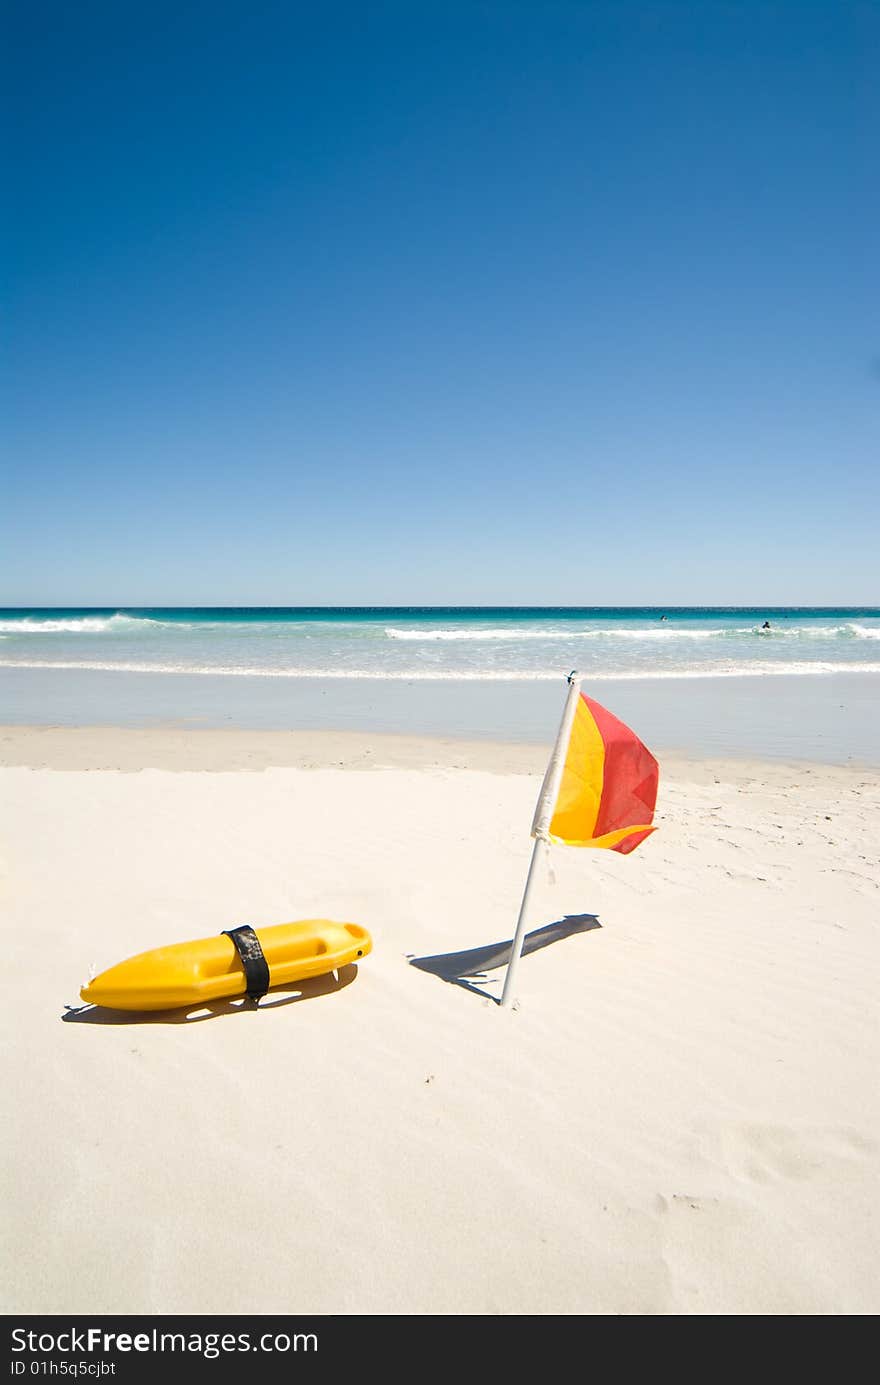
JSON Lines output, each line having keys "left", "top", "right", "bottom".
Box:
{"left": 762, "top": 620, "right": 771, "bottom": 630}
{"left": 660, "top": 614, "right": 668, "bottom": 621}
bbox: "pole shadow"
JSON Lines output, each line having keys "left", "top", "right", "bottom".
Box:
{"left": 408, "top": 913, "right": 601, "bottom": 1003}
{"left": 61, "top": 963, "right": 359, "bottom": 1025}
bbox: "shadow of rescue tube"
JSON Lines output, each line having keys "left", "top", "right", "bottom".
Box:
{"left": 79, "top": 918, "right": 372, "bottom": 1012}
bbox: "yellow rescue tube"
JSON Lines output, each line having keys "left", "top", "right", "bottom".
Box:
{"left": 80, "top": 919, "right": 372, "bottom": 1012}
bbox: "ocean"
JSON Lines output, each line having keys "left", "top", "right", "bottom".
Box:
{"left": 1, "top": 607, "right": 879, "bottom": 761}
{"left": 2, "top": 606, "right": 879, "bottom": 681}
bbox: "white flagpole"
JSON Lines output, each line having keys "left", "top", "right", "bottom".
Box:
{"left": 500, "top": 670, "right": 582, "bottom": 1008}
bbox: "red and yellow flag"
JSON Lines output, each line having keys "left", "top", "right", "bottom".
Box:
{"left": 545, "top": 691, "right": 658, "bottom": 854}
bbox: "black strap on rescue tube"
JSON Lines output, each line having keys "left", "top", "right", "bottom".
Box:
{"left": 222, "top": 925, "right": 270, "bottom": 1002}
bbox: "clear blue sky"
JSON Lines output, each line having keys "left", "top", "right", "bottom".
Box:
{"left": 4, "top": 1, "right": 878, "bottom": 605}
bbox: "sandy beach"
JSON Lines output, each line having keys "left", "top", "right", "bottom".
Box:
{"left": 1, "top": 724, "right": 878, "bottom": 1316}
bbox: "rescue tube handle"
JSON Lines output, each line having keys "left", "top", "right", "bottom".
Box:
{"left": 222, "top": 925, "right": 270, "bottom": 1002}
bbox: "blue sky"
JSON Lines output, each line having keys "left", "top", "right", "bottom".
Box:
{"left": 4, "top": 1, "right": 878, "bottom": 605}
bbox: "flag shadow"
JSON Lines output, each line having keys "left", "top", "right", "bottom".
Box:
{"left": 408, "top": 914, "right": 601, "bottom": 1003}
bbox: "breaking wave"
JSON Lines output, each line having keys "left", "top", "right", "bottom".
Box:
{"left": 385, "top": 622, "right": 879, "bottom": 643}
{"left": 0, "top": 614, "right": 170, "bottom": 635}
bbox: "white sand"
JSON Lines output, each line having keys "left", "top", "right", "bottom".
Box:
{"left": 1, "top": 727, "right": 878, "bottom": 1316}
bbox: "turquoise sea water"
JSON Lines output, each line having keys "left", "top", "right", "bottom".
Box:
{"left": 1, "top": 606, "right": 879, "bottom": 682}
{"left": 1, "top": 608, "right": 878, "bottom": 761}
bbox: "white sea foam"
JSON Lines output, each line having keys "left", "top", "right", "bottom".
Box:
{"left": 385, "top": 625, "right": 732, "bottom": 641}
{"left": 0, "top": 614, "right": 168, "bottom": 634}
{"left": 2, "top": 658, "right": 879, "bottom": 681}
{"left": 384, "top": 624, "right": 859, "bottom": 642}
{"left": 605, "top": 628, "right": 725, "bottom": 640}
{"left": 0, "top": 618, "right": 112, "bottom": 634}
{"left": 385, "top": 627, "right": 580, "bottom": 641}
{"left": 849, "top": 623, "right": 880, "bottom": 639}
{"left": 748, "top": 623, "right": 874, "bottom": 639}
